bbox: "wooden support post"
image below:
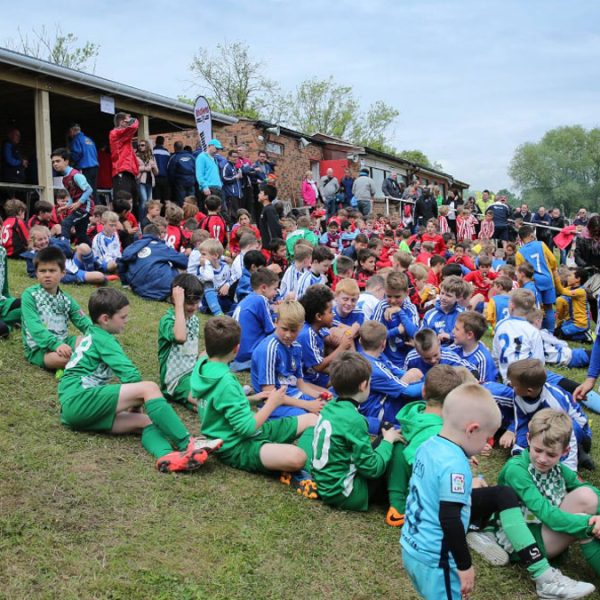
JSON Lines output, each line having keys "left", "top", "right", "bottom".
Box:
{"left": 34, "top": 89, "right": 53, "bottom": 203}
{"left": 138, "top": 114, "right": 150, "bottom": 141}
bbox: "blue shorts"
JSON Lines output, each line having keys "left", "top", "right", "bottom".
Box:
{"left": 540, "top": 287, "right": 557, "bottom": 305}
{"left": 402, "top": 551, "right": 460, "bottom": 600}
{"left": 61, "top": 269, "right": 87, "bottom": 284}
{"left": 568, "top": 348, "right": 591, "bottom": 369}
{"left": 560, "top": 321, "right": 589, "bottom": 341}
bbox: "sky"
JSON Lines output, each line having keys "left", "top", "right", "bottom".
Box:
{"left": 2, "top": 0, "right": 600, "bottom": 191}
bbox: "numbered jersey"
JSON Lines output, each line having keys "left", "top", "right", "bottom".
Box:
{"left": 311, "top": 398, "right": 393, "bottom": 501}
{"left": 492, "top": 316, "right": 545, "bottom": 382}
{"left": 401, "top": 435, "right": 472, "bottom": 568}
{"left": 516, "top": 240, "right": 556, "bottom": 291}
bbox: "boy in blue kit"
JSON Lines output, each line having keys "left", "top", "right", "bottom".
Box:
{"left": 193, "top": 238, "right": 233, "bottom": 316}
{"left": 234, "top": 249, "right": 267, "bottom": 303}
{"left": 297, "top": 285, "right": 353, "bottom": 388}
{"left": 451, "top": 311, "right": 498, "bottom": 383}
{"left": 401, "top": 383, "right": 502, "bottom": 600}
{"left": 516, "top": 224, "right": 558, "bottom": 331}
{"left": 485, "top": 276, "right": 512, "bottom": 329}
{"left": 517, "top": 262, "right": 542, "bottom": 306}
{"left": 332, "top": 278, "right": 364, "bottom": 338}
{"left": 58, "top": 287, "right": 220, "bottom": 473}
{"left": 404, "top": 328, "right": 471, "bottom": 377}
{"left": 157, "top": 274, "right": 203, "bottom": 410}
{"left": 358, "top": 321, "right": 424, "bottom": 433}
{"left": 421, "top": 275, "right": 466, "bottom": 344}
{"left": 296, "top": 245, "right": 333, "bottom": 300}
{"left": 251, "top": 299, "right": 329, "bottom": 418}
{"left": 279, "top": 243, "right": 312, "bottom": 300}
{"left": 231, "top": 268, "right": 279, "bottom": 372}
{"left": 91, "top": 211, "right": 121, "bottom": 273}
{"left": 372, "top": 272, "right": 419, "bottom": 367}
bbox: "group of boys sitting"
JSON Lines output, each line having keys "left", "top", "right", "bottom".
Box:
{"left": 2, "top": 154, "right": 600, "bottom": 598}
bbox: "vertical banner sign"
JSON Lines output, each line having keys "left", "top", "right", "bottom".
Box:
{"left": 194, "top": 96, "right": 212, "bottom": 152}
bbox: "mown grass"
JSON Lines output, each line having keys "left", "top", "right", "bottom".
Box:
{"left": 0, "top": 259, "right": 598, "bottom": 600}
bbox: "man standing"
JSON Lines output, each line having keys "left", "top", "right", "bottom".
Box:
{"left": 532, "top": 206, "right": 552, "bottom": 246}
{"left": 320, "top": 168, "right": 340, "bottom": 218}
{"left": 2, "top": 128, "right": 28, "bottom": 184}
{"left": 382, "top": 170, "right": 402, "bottom": 201}
{"left": 109, "top": 112, "right": 139, "bottom": 210}
{"left": 352, "top": 168, "right": 376, "bottom": 217}
{"left": 67, "top": 124, "right": 99, "bottom": 202}
{"left": 152, "top": 136, "right": 171, "bottom": 202}
{"left": 167, "top": 142, "right": 195, "bottom": 206}
{"left": 340, "top": 167, "right": 354, "bottom": 208}
{"left": 489, "top": 194, "right": 512, "bottom": 246}
{"left": 235, "top": 144, "right": 254, "bottom": 213}
{"left": 574, "top": 208, "right": 589, "bottom": 227}
{"left": 195, "top": 138, "right": 224, "bottom": 211}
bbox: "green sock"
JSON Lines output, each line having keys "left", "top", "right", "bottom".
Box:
{"left": 141, "top": 424, "right": 174, "bottom": 458}
{"left": 581, "top": 539, "right": 600, "bottom": 576}
{"left": 145, "top": 397, "right": 190, "bottom": 451}
{"left": 296, "top": 426, "right": 314, "bottom": 472}
{"left": 386, "top": 444, "right": 411, "bottom": 513}
{"left": 499, "top": 507, "right": 550, "bottom": 579}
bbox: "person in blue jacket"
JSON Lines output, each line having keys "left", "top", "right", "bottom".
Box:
{"left": 167, "top": 142, "right": 195, "bottom": 206}
{"left": 67, "top": 124, "right": 99, "bottom": 200}
{"left": 195, "top": 139, "right": 224, "bottom": 211}
{"left": 2, "top": 127, "right": 28, "bottom": 183}
{"left": 152, "top": 136, "right": 171, "bottom": 202}
{"left": 117, "top": 223, "right": 188, "bottom": 300}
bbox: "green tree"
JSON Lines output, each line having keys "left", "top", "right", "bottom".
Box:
{"left": 509, "top": 125, "right": 600, "bottom": 216}
{"left": 6, "top": 25, "right": 99, "bottom": 72}
{"left": 397, "top": 149, "right": 431, "bottom": 167}
{"left": 496, "top": 188, "right": 520, "bottom": 205}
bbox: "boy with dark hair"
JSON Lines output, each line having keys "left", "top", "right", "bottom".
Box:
{"left": 235, "top": 249, "right": 267, "bottom": 303}
{"left": 231, "top": 267, "right": 279, "bottom": 371}
{"left": 451, "top": 311, "right": 497, "bottom": 383}
{"left": 51, "top": 148, "right": 93, "bottom": 245}
{"left": 296, "top": 245, "right": 333, "bottom": 299}
{"left": 191, "top": 316, "right": 318, "bottom": 497}
{"left": 446, "top": 242, "right": 476, "bottom": 271}
{"left": 27, "top": 200, "right": 54, "bottom": 229}
{"left": 113, "top": 192, "right": 139, "bottom": 249}
{"left": 164, "top": 203, "right": 188, "bottom": 252}
{"left": 258, "top": 183, "right": 281, "bottom": 247}
{"left": 310, "top": 351, "right": 404, "bottom": 511}
{"left": 404, "top": 328, "right": 470, "bottom": 376}
{"left": 341, "top": 232, "right": 368, "bottom": 261}
{"left": 425, "top": 254, "right": 446, "bottom": 290}
{"left": 0, "top": 244, "right": 21, "bottom": 338}
{"left": 199, "top": 195, "right": 228, "bottom": 246}
{"left": 517, "top": 261, "right": 542, "bottom": 306}
{"left": 298, "top": 284, "right": 353, "bottom": 388}
{"left": 287, "top": 215, "right": 318, "bottom": 258}
{"left": 279, "top": 243, "right": 312, "bottom": 299}
{"left": 158, "top": 273, "right": 203, "bottom": 410}
{"left": 553, "top": 267, "right": 592, "bottom": 341}
{"left": 58, "top": 287, "right": 218, "bottom": 472}
{"left": 421, "top": 275, "right": 466, "bottom": 344}
{"left": 464, "top": 254, "right": 497, "bottom": 302}
{"left": 21, "top": 246, "right": 92, "bottom": 370}
{"left": 355, "top": 248, "right": 377, "bottom": 290}
{"left": 1, "top": 198, "right": 29, "bottom": 257}
{"left": 230, "top": 232, "right": 260, "bottom": 283}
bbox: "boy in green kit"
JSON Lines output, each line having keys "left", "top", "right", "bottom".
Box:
{"left": 191, "top": 316, "right": 319, "bottom": 498}
{"left": 158, "top": 273, "right": 203, "bottom": 410}
{"left": 58, "top": 287, "right": 221, "bottom": 472}
{"left": 0, "top": 244, "right": 21, "bottom": 337}
{"left": 21, "top": 246, "right": 92, "bottom": 370}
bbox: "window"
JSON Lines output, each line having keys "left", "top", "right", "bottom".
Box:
{"left": 371, "top": 168, "right": 385, "bottom": 196}
{"left": 266, "top": 141, "right": 283, "bottom": 155}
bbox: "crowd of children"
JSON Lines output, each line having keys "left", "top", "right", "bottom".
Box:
{"left": 3, "top": 147, "right": 600, "bottom": 599}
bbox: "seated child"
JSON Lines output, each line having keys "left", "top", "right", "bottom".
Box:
{"left": 267, "top": 237, "right": 287, "bottom": 275}
{"left": 553, "top": 267, "right": 591, "bottom": 342}
{"left": 464, "top": 254, "right": 497, "bottom": 307}
{"left": 319, "top": 219, "right": 341, "bottom": 251}
{"left": 234, "top": 249, "right": 267, "bottom": 303}
{"left": 231, "top": 267, "right": 279, "bottom": 371}
{"left": 415, "top": 241, "right": 435, "bottom": 266}
{"left": 332, "top": 278, "right": 364, "bottom": 337}
{"left": 21, "top": 246, "right": 92, "bottom": 370}
{"left": 404, "top": 328, "right": 471, "bottom": 376}
{"left": 164, "top": 203, "right": 188, "bottom": 252}
{"left": 0, "top": 244, "right": 21, "bottom": 337}
{"left": 491, "top": 247, "right": 506, "bottom": 272}
{"left": 91, "top": 210, "right": 122, "bottom": 273}
{"left": 498, "top": 409, "right": 600, "bottom": 582}
{"left": 357, "top": 274, "right": 385, "bottom": 320}
{"left": 140, "top": 199, "right": 162, "bottom": 230}
{"left": 310, "top": 351, "right": 404, "bottom": 511}
{"left": 492, "top": 288, "right": 544, "bottom": 383}
{"left": 296, "top": 245, "right": 333, "bottom": 300}
{"left": 517, "top": 261, "right": 542, "bottom": 306}
{"left": 358, "top": 321, "right": 424, "bottom": 433}
{"left": 425, "top": 254, "right": 446, "bottom": 290}
{"left": 87, "top": 204, "right": 107, "bottom": 239}
{"left": 421, "top": 275, "right": 466, "bottom": 344}
{"left": 279, "top": 243, "right": 312, "bottom": 300}
{"left": 528, "top": 308, "right": 591, "bottom": 370}
{"left": 286, "top": 216, "right": 318, "bottom": 258}
{"left": 198, "top": 194, "right": 228, "bottom": 246}
{"left": 27, "top": 200, "right": 55, "bottom": 231}
{"left": 298, "top": 284, "right": 353, "bottom": 388}
{"left": 421, "top": 218, "right": 446, "bottom": 255}
{"left": 505, "top": 359, "right": 591, "bottom": 472}
{"left": 446, "top": 242, "right": 476, "bottom": 271}
{"left": 408, "top": 262, "right": 437, "bottom": 316}
{"left": 58, "top": 287, "right": 219, "bottom": 472}
{"left": 192, "top": 316, "right": 318, "bottom": 496}
{"left": 451, "top": 311, "right": 498, "bottom": 383}
{"left": 113, "top": 193, "right": 139, "bottom": 249}
{"left": 341, "top": 232, "right": 368, "bottom": 261}
{"left": 229, "top": 208, "right": 260, "bottom": 255}
{"left": 158, "top": 274, "right": 203, "bottom": 410}
{"left": 1, "top": 198, "right": 29, "bottom": 257}
{"left": 372, "top": 272, "right": 420, "bottom": 367}
{"left": 251, "top": 299, "right": 330, "bottom": 419}
{"left": 193, "top": 238, "right": 232, "bottom": 316}
{"left": 118, "top": 223, "right": 188, "bottom": 301}
{"left": 485, "top": 276, "right": 513, "bottom": 329}
{"left": 331, "top": 254, "right": 354, "bottom": 291}
{"left": 355, "top": 249, "right": 377, "bottom": 290}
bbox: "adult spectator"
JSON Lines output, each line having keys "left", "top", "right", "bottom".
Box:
{"left": 476, "top": 189, "right": 493, "bottom": 215}
{"left": 320, "top": 168, "right": 340, "bottom": 218}
{"left": 574, "top": 207, "right": 589, "bottom": 227}
{"left": 340, "top": 167, "right": 354, "bottom": 208}
{"left": 96, "top": 143, "right": 112, "bottom": 204}
{"left": 167, "top": 142, "right": 196, "bottom": 206}
{"left": 549, "top": 207, "right": 566, "bottom": 263}
{"left": 135, "top": 139, "right": 158, "bottom": 221}
{"left": 195, "top": 138, "right": 224, "bottom": 208}
{"left": 488, "top": 194, "right": 511, "bottom": 246}
{"left": 222, "top": 149, "right": 243, "bottom": 221}
{"left": 352, "top": 168, "right": 376, "bottom": 217}
{"left": 251, "top": 150, "right": 273, "bottom": 222}
{"left": 109, "top": 112, "right": 139, "bottom": 211}
{"left": 382, "top": 170, "right": 402, "bottom": 201}
{"left": 443, "top": 189, "right": 460, "bottom": 234}
{"left": 512, "top": 203, "right": 532, "bottom": 223}
{"left": 301, "top": 170, "right": 319, "bottom": 209}
{"left": 235, "top": 145, "right": 254, "bottom": 213}
{"left": 574, "top": 215, "right": 600, "bottom": 322}
{"left": 67, "top": 124, "right": 99, "bottom": 200}
{"left": 413, "top": 186, "right": 438, "bottom": 227}
{"left": 532, "top": 205, "right": 552, "bottom": 246}
{"left": 152, "top": 136, "right": 171, "bottom": 201}
{"left": 2, "top": 127, "right": 28, "bottom": 183}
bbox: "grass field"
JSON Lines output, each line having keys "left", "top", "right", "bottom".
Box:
{"left": 1, "top": 259, "right": 599, "bottom": 600}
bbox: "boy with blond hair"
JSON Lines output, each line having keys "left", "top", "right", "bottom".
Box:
{"left": 91, "top": 210, "right": 122, "bottom": 273}
{"left": 451, "top": 311, "right": 497, "bottom": 383}
{"left": 332, "top": 278, "right": 364, "bottom": 336}
{"left": 192, "top": 238, "right": 232, "bottom": 316}
{"left": 421, "top": 275, "right": 466, "bottom": 344}
{"left": 485, "top": 275, "right": 513, "bottom": 329}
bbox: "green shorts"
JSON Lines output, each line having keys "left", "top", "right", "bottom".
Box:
{"left": 164, "top": 373, "right": 193, "bottom": 409}
{"left": 320, "top": 476, "right": 370, "bottom": 512}
{"left": 218, "top": 417, "right": 299, "bottom": 474}
{"left": 25, "top": 335, "right": 77, "bottom": 369}
{"left": 60, "top": 383, "right": 121, "bottom": 432}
